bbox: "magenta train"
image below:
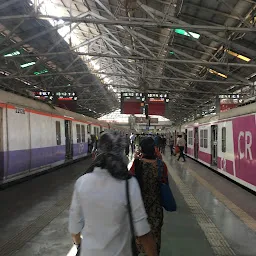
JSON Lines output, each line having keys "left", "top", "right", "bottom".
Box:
{"left": 174, "top": 103, "right": 256, "bottom": 192}
{"left": 0, "top": 90, "right": 127, "bottom": 185}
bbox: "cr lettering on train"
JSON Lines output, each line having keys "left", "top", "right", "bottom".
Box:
{"left": 238, "top": 131, "right": 252, "bottom": 160}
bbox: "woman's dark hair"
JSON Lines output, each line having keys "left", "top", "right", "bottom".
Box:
{"left": 140, "top": 137, "right": 156, "bottom": 159}
{"left": 85, "top": 131, "right": 130, "bottom": 180}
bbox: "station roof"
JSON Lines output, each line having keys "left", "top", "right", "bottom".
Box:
{"left": 0, "top": 0, "right": 255, "bottom": 122}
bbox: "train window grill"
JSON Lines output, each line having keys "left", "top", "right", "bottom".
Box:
{"left": 56, "top": 121, "right": 61, "bottom": 145}
{"left": 203, "top": 129, "right": 208, "bottom": 148}
{"left": 188, "top": 131, "right": 193, "bottom": 145}
{"left": 222, "top": 127, "right": 226, "bottom": 152}
{"left": 200, "top": 130, "right": 203, "bottom": 147}
{"left": 81, "top": 125, "right": 85, "bottom": 143}
{"left": 87, "top": 124, "right": 91, "bottom": 134}
{"left": 76, "top": 124, "right": 81, "bottom": 143}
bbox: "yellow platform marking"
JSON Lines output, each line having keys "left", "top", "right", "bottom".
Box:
{"left": 168, "top": 164, "right": 235, "bottom": 256}
{"left": 185, "top": 164, "right": 256, "bottom": 232}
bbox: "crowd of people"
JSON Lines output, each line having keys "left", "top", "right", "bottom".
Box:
{"left": 69, "top": 131, "right": 184, "bottom": 256}
{"left": 124, "top": 133, "right": 186, "bottom": 162}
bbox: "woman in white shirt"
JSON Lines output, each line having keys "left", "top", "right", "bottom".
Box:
{"left": 69, "top": 131, "right": 157, "bottom": 256}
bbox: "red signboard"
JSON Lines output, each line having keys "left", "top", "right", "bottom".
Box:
{"left": 220, "top": 99, "right": 238, "bottom": 112}
{"left": 220, "top": 103, "right": 237, "bottom": 112}
{"left": 148, "top": 102, "right": 165, "bottom": 115}
{"left": 57, "top": 99, "right": 77, "bottom": 112}
{"left": 122, "top": 101, "right": 142, "bottom": 114}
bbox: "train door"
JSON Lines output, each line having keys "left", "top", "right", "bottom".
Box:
{"left": 65, "top": 120, "right": 73, "bottom": 159}
{"left": 211, "top": 125, "right": 218, "bottom": 166}
{"left": 194, "top": 127, "right": 199, "bottom": 159}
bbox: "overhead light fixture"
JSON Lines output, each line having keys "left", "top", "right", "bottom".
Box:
{"left": 4, "top": 50, "right": 21, "bottom": 57}
{"left": 209, "top": 69, "right": 227, "bottom": 79}
{"left": 20, "top": 62, "right": 36, "bottom": 68}
{"left": 174, "top": 29, "right": 200, "bottom": 39}
{"left": 225, "top": 49, "right": 251, "bottom": 62}
{"left": 34, "top": 69, "right": 48, "bottom": 75}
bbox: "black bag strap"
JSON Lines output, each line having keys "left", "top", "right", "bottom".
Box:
{"left": 126, "top": 179, "right": 136, "bottom": 237}
{"left": 134, "top": 159, "right": 143, "bottom": 191}
{"left": 126, "top": 179, "right": 137, "bottom": 256}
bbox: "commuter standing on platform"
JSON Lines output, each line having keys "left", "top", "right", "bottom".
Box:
{"left": 177, "top": 134, "right": 186, "bottom": 162}
{"left": 130, "top": 137, "right": 169, "bottom": 255}
{"left": 69, "top": 131, "right": 158, "bottom": 256}
{"left": 154, "top": 133, "right": 160, "bottom": 150}
{"left": 130, "top": 133, "right": 136, "bottom": 154}
{"left": 125, "top": 133, "right": 130, "bottom": 156}
{"left": 169, "top": 136, "right": 174, "bottom": 156}
{"left": 87, "top": 132, "right": 92, "bottom": 153}
{"left": 161, "top": 136, "right": 166, "bottom": 154}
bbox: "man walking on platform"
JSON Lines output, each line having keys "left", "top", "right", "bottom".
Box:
{"left": 177, "top": 135, "right": 186, "bottom": 162}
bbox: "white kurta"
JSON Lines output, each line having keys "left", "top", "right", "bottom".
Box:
{"left": 69, "top": 167, "right": 150, "bottom": 256}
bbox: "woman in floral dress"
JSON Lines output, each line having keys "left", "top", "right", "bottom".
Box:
{"left": 130, "top": 137, "right": 168, "bottom": 255}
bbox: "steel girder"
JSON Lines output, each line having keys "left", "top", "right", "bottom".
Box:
{"left": 0, "top": 14, "right": 256, "bottom": 33}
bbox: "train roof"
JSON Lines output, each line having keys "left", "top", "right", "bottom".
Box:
{"left": 181, "top": 102, "right": 256, "bottom": 128}
{"left": 0, "top": 89, "right": 127, "bottom": 130}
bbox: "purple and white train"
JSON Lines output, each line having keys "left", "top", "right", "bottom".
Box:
{"left": 173, "top": 102, "right": 256, "bottom": 192}
{"left": 0, "top": 89, "right": 127, "bottom": 185}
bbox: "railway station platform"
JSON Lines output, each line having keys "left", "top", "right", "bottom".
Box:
{"left": 0, "top": 153, "right": 255, "bottom": 256}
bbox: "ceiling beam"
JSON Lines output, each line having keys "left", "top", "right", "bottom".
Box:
{"left": 183, "top": 3, "right": 241, "bottom": 21}
{"left": 4, "top": 52, "right": 256, "bottom": 68}
{"left": 137, "top": 4, "right": 256, "bottom": 58}
{"left": 0, "top": 14, "right": 256, "bottom": 32}
{"left": 0, "top": 71, "right": 250, "bottom": 85}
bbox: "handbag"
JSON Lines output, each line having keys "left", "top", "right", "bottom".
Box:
{"left": 157, "top": 159, "right": 177, "bottom": 212}
{"left": 126, "top": 179, "right": 138, "bottom": 256}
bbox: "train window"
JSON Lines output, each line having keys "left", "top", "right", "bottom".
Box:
{"left": 222, "top": 127, "right": 226, "bottom": 152}
{"left": 94, "top": 127, "right": 97, "bottom": 136}
{"left": 203, "top": 129, "right": 208, "bottom": 148}
{"left": 56, "top": 121, "right": 61, "bottom": 145}
{"left": 200, "top": 130, "right": 203, "bottom": 147}
{"left": 188, "top": 131, "right": 193, "bottom": 145}
{"left": 81, "top": 125, "right": 85, "bottom": 143}
{"left": 76, "top": 124, "right": 81, "bottom": 143}
{"left": 87, "top": 124, "right": 91, "bottom": 134}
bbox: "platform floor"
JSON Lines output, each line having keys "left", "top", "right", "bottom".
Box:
{"left": 0, "top": 152, "right": 255, "bottom": 256}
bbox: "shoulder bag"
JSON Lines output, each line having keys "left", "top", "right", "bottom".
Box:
{"left": 126, "top": 179, "right": 138, "bottom": 256}
{"left": 157, "top": 159, "right": 177, "bottom": 212}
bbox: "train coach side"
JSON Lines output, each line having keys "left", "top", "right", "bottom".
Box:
{"left": 0, "top": 89, "right": 127, "bottom": 184}
{"left": 182, "top": 108, "right": 256, "bottom": 192}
